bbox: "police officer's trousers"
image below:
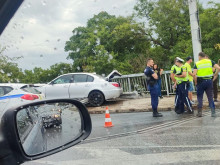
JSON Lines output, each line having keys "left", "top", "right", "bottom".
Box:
{"left": 175, "top": 82, "right": 192, "bottom": 113}
{"left": 197, "top": 79, "right": 215, "bottom": 110}
{"left": 148, "top": 84, "right": 159, "bottom": 113}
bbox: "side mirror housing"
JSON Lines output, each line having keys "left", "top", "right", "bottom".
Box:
{"left": 0, "top": 99, "right": 92, "bottom": 165}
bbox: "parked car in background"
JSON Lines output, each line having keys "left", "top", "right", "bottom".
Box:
{"left": 41, "top": 109, "right": 62, "bottom": 128}
{"left": 0, "top": 83, "right": 45, "bottom": 111}
{"left": 39, "top": 73, "right": 122, "bottom": 106}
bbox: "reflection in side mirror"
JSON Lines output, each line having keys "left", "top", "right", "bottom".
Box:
{"left": 16, "top": 102, "right": 82, "bottom": 156}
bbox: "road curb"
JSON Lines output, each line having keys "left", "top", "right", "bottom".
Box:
{"left": 88, "top": 103, "right": 220, "bottom": 114}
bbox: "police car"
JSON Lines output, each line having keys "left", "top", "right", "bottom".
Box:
{"left": 0, "top": 83, "right": 45, "bottom": 112}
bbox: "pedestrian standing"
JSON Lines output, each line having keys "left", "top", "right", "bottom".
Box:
{"left": 204, "top": 55, "right": 220, "bottom": 102}
{"left": 213, "top": 59, "right": 220, "bottom": 102}
{"left": 170, "top": 58, "right": 179, "bottom": 112}
{"left": 144, "top": 58, "right": 163, "bottom": 117}
{"left": 153, "top": 64, "right": 164, "bottom": 99}
{"left": 193, "top": 52, "right": 220, "bottom": 117}
{"left": 184, "top": 56, "right": 195, "bottom": 104}
{"left": 174, "top": 57, "right": 193, "bottom": 114}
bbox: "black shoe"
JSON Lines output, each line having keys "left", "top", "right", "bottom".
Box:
{"left": 175, "top": 109, "right": 183, "bottom": 114}
{"left": 175, "top": 107, "right": 182, "bottom": 114}
{"left": 159, "top": 96, "right": 163, "bottom": 99}
{"left": 214, "top": 99, "right": 218, "bottom": 102}
{"left": 187, "top": 110, "right": 194, "bottom": 114}
{"left": 197, "top": 109, "right": 202, "bottom": 117}
{"left": 153, "top": 113, "right": 163, "bottom": 117}
{"left": 186, "top": 107, "right": 194, "bottom": 114}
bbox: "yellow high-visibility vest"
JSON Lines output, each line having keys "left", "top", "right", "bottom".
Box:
{"left": 196, "top": 59, "right": 213, "bottom": 78}
{"left": 175, "top": 65, "right": 189, "bottom": 84}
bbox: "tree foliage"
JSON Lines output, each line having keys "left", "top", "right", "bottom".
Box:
{"left": 199, "top": 2, "right": 220, "bottom": 63}
{"left": 134, "top": 0, "right": 192, "bottom": 68}
{"left": 0, "top": 46, "right": 23, "bottom": 83}
{"left": 21, "top": 63, "right": 74, "bottom": 84}
{"left": 65, "top": 11, "right": 150, "bottom": 75}
{"left": 134, "top": 0, "right": 220, "bottom": 67}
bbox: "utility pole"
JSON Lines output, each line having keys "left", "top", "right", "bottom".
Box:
{"left": 188, "top": 0, "right": 202, "bottom": 62}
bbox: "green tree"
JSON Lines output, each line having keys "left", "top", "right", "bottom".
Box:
{"left": 21, "top": 63, "right": 74, "bottom": 84}
{"left": 200, "top": 2, "right": 220, "bottom": 63}
{"left": 0, "top": 46, "right": 24, "bottom": 83}
{"left": 65, "top": 11, "right": 150, "bottom": 75}
{"left": 48, "top": 63, "right": 74, "bottom": 81}
{"left": 134, "top": 0, "right": 192, "bottom": 69}
{"left": 134, "top": 0, "right": 220, "bottom": 68}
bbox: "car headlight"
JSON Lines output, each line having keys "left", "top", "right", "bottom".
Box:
{"left": 54, "top": 114, "right": 59, "bottom": 118}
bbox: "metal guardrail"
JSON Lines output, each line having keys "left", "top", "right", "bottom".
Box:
{"left": 112, "top": 72, "right": 220, "bottom": 96}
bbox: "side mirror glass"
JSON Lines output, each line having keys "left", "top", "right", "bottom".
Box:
{"left": 16, "top": 102, "right": 82, "bottom": 156}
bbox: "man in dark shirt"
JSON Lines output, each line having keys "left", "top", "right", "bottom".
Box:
{"left": 144, "top": 58, "right": 163, "bottom": 117}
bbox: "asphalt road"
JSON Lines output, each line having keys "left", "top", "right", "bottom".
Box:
{"left": 22, "top": 108, "right": 82, "bottom": 155}
{"left": 24, "top": 109, "right": 220, "bottom": 165}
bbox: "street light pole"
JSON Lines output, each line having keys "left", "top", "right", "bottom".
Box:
{"left": 188, "top": 0, "right": 202, "bottom": 62}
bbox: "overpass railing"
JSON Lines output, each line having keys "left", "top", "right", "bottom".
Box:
{"left": 112, "top": 72, "right": 220, "bottom": 96}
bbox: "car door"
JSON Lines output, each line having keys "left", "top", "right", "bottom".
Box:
{"left": 69, "top": 74, "right": 94, "bottom": 98}
{"left": 45, "top": 74, "right": 73, "bottom": 99}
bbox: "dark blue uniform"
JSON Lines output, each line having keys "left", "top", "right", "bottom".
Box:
{"left": 172, "top": 65, "right": 192, "bottom": 114}
{"left": 176, "top": 82, "right": 192, "bottom": 113}
{"left": 194, "top": 60, "right": 215, "bottom": 111}
{"left": 144, "top": 66, "right": 159, "bottom": 114}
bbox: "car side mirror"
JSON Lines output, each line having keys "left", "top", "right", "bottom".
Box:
{"left": 0, "top": 99, "right": 92, "bottom": 165}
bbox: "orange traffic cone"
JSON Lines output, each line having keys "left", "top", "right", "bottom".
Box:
{"left": 104, "top": 106, "right": 114, "bottom": 127}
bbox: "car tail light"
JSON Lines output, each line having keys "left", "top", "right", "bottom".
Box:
{"left": 21, "top": 94, "right": 39, "bottom": 100}
{"left": 112, "top": 82, "right": 120, "bottom": 87}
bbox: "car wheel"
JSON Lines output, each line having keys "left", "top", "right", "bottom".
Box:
{"left": 88, "top": 91, "right": 105, "bottom": 107}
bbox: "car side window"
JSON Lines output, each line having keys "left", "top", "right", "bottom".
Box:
{"left": 87, "top": 75, "right": 94, "bottom": 82}
{"left": 5, "top": 87, "right": 13, "bottom": 94}
{"left": 73, "top": 74, "right": 88, "bottom": 83}
{"left": 0, "top": 86, "right": 13, "bottom": 96}
{"left": 53, "top": 75, "right": 73, "bottom": 84}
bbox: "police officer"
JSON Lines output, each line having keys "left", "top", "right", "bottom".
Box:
{"left": 173, "top": 57, "right": 193, "bottom": 114}
{"left": 185, "top": 56, "right": 195, "bottom": 104}
{"left": 170, "top": 58, "right": 178, "bottom": 85}
{"left": 193, "top": 52, "right": 220, "bottom": 117}
{"left": 170, "top": 58, "right": 179, "bottom": 111}
{"left": 144, "top": 58, "right": 163, "bottom": 117}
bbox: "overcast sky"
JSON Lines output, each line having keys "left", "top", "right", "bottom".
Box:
{"left": 0, "top": 0, "right": 218, "bottom": 70}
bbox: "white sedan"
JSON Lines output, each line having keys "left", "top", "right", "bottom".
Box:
{"left": 0, "top": 83, "right": 45, "bottom": 112}
{"left": 40, "top": 73, "right": 123, "bottom": 106}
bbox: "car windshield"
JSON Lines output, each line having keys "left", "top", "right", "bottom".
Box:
{"left": 1, "top": 0, "right": 220, "bottom": 164}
